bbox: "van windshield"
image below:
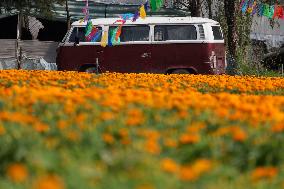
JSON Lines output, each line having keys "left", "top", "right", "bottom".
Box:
{"left": 212, "top": 26, "right": 223, "bottom": 40}
{"left": 154, "top": 25, "right": 197, "bottom": 41}
{"left": 69, "top": 26, "right": 102, "bottom": 43}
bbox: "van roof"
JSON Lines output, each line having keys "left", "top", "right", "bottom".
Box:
{"left": 72, "top": 17, "right": 220, "bottom": 26}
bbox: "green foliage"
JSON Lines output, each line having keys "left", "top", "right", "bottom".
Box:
{"left": 0, "top": 0, "right": 65, "bottom": 17}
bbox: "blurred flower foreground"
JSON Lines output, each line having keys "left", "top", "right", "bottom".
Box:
{"left": 0, "top": 70, "right": 284, "bottom": 189}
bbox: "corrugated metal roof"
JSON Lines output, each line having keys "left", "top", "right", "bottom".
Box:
{"left": 54, "top": 0, "right": 189, "bottom": 21}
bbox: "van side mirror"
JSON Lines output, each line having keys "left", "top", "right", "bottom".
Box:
{"left": 74, "top": 36, "right": 80, "bottom": 46}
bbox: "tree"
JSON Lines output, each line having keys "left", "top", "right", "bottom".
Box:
{"left": 0, "top": 0, "right": 64, "bottom": 17}
{"left": 224, "top": 0, "right": 238, "bottom": 60}
{"left": 173, "top": 0, "right": 202, "bottom": 17}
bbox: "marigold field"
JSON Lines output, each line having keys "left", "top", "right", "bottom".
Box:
{"left": 1, "top": 70, "right": 284, "bottom": 189}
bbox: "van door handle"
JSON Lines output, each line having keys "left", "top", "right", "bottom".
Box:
{"left": 141, "top": 52, "right": 151, "bottom": 58}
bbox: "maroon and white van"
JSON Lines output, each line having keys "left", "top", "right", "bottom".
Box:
{"left": 56, "top": 17, "right": 226, "bottom": 74}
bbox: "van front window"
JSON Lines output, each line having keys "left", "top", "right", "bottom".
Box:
{"left": 109, "top": 25, "right": 150, "bottom": 42}
{"left": 154, "top": 25, "right": 197, "bottom": 41}
{"left": 69, "top": 26, "right": 102, "bottom": 43}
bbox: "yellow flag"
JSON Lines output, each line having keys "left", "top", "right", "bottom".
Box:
{"left": 140, "top": 5, "right": 146, "bottom": 19}
{"left": 100, "top": 31, "right": 108, "bottom": 47}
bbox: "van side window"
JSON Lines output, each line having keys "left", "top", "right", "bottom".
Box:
{"left": 197, "top": 25, "right": 205, "bottom": 40}
{"left": 110, "top": 25, "right": 150, "bottom": 42}
{"left": 154, "top": 25, "right": 197, "bottom": 41}
{"left": 212, "top": 26, "right": 223, "bottom": 40}
{"left": 69, "top": 27, "right": 102, "bottom": 43}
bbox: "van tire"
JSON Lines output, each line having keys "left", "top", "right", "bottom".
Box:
{"left": 171, "top": 69, "right": 190, "bottom": 74}
{"left": 82, "top": 66, "right": 99, "bottom": 74}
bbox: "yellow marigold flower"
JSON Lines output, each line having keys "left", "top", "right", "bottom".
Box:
{"left": 160, "top": 158, "right": 179, "bottom": 173}
{"left": 251, "top": 167, "right": 278, "bottom": 181}
{"left": 33, "top": 175, "right": 65, "bottom": 189}
{"left": 6, "top": 163, "right": 28, "bottom": 183}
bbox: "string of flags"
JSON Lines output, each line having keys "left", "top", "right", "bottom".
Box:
{"left": 80, "top": 0, "right": 164, "bottom": 47}
{"left": 240, "top": 0, "right": 284, "bottom": 19}
{"left": 104, "top": 1, "right": 149, "bottom": 47}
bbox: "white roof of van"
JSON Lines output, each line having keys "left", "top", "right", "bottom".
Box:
{"left": 72, "top": 17, "right": 219, "bottom": 26}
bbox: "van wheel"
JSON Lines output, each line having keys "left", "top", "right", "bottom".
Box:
{"left": 171, "top": 69, "right": 190, "bottom": 74}
{"left": 84, "top": 67, "right": 99, "bottom": 74}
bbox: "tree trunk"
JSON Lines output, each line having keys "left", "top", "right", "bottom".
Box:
{"left": 65, "top": 0, "right": 71, "bottom": 30}
{"left": 206, "top": 0, "right": 212, "bottom": 19}
{"left": 190, "top": 0, "right": 201, "bottom": 17}
{"left": 224, "top": 0, "right": 237, "bottom": 58}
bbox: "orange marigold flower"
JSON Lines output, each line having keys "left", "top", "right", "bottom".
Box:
{"left": 179, "top": 133, "right": 200, "bottom": 144}
{"left": 251, "top": 167, "right": 278, "bottom": 181}
{"left": 118, "top": 128, "right": 129, "bottom": 137}
{"left": 126, "top": 109, "right": 145, "bottom": 126}
{"left": 6, "top": 163, "right": 28, "bottom": 183}
{"left": 0, "top": 125, "right": 5, "bottom": 135}
{"left": 100, "top": 112, "right": 115, "bottom": 121}
{"left": 179, "top": 165, "right": 198, "bottom": 181}
{"left": 191, "top": 159, "right": 212, "bottom": 175}
{"left": 186, "top": 123, "right": 205, "bottom": 133}
{"left": 232, "top": 129, "right": 247, "bottom": 142}
{"left": 102, "top": 133, "right": 115, "bottom": 144}
{"left": 33, "top": 123, "right": 50, "bottom": 133}
{"left": 33, "top": 175, "right": 65, "bottom": 189}
{"left": 144, "top": 139, "right": 161, "bottom": 155}
{"left": 178, "top": 159, "right": 212, "bottom": 181}
{"left": 160, "top": 158, "right": 179, "bottom": 173}
{"left": 121, "top": 137, "right": 131, "bottom": 145}
{"left": 57, "top": 120, "right": 69, "bottom": 130}
{"left": 271, "top": 123, "right": 284, "bottom": 133}
{"left": 136, "top": 184, "right": 155, "bottom": 189}
{"left": 66, "top": 131, "right": 81, "bottom": 142}
{"left": 164, "top": 138, "right": 177, "bottom": 148}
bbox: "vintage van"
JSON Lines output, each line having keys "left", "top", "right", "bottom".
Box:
{"left": 56, "top": 17, "right": 226, "bottom": 74}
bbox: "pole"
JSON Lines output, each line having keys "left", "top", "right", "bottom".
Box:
{"left": 66, "top": 0, "right": 71, "bottom": 30}
{"left": 282, "top": 64, "right": 283, "bottom": 77}
{"left": 16, "top": 11, "right": 22, "bottom": 69}
{"left": 105, "top": 4, "right": 107, "bottom": 18}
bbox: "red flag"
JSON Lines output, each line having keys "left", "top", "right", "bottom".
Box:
{"left": 273, "top": 5, "right": 284, "bottom": 19}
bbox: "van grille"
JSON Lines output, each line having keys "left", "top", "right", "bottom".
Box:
{"left": 198, "top": 25, "right": 205, "bottom": 40}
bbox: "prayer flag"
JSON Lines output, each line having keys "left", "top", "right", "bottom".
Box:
{"left": 140, "top": 5, "right": 147, "bottom": 19}
{"left": 100, "top": 31, "right": 108, "bottom": 47}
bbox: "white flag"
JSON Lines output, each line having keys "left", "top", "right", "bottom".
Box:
{"left": 28, "top": 16, "right": 44, "bottom": 39}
